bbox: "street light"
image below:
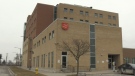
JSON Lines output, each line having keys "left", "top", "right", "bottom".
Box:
{"left": 14, "top": 47, "right": 21, "bottom": 66}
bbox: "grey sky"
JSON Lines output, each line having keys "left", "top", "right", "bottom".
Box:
{"left": 0, "top": 0, "right": 135, "bottom": 62}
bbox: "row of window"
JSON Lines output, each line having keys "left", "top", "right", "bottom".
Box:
{"left": 33, "top": 30, "right": 54, "bottom": 49}
{"left": 124, "top": 57, "right": 135, "bottom": 64}
{"left": 63, "top": 8, "right": 116, "bottom": 20}
{"left": 63, "top": 17, "right": 117, "bottom": 26}
{"left": 33, "top": 52, "right": 54, "bottom": 68}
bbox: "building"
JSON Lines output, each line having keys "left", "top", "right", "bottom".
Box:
{"left": 22, "top": 3, "right": 54, "bottom": 68}
{"left": 22, "top": 3, "right": 123, "bottom": 72}
{"left": 123, "top": 48, "right": 135, "bottom": 64}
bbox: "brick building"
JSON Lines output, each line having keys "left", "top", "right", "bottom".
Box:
{"left": 22, "top": 3, "right": 123, "bottom": 72}
{"left": 123, "top": 48, "right": 135, "bottom": 64}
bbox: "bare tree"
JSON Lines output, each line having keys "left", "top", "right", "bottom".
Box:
{"left": 57, "top": 39, "right": 90, "bottom": 76}
{"left": 14, "top": 54, "right": 19, "bottom": 66}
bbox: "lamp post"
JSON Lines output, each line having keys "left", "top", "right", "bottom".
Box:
{"left": 14, "top": 47, "right": 21, "bottom": 66}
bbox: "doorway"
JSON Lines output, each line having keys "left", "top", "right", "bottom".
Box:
{"left": 61, "top": 52, "right": 67, "bottom": 68}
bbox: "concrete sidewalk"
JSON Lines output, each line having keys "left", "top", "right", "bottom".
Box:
{"left": 20, "top": 67, "right": 117, "bottom": 76}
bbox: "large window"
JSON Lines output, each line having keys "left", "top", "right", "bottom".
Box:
{"left": 90, "top": 25, "right": 96, "bottom": 68}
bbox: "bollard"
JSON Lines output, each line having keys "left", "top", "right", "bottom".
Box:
{"left": 35, "top": 68, "right": 38, "bottom": 75}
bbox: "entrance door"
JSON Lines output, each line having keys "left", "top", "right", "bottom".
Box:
{"left": 62, "top": 55, "right": 67, "bottom": 68}
{"left": 108, "top": 55, "right": 114, "bottom": 69}
{"left": 108, "top": 58, "right": 112, "bottom": 69}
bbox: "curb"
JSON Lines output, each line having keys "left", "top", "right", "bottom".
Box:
{"left": 8, "top": 67, "right": 17, "bottom": 76}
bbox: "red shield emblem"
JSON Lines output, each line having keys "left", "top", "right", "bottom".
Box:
{"left": 61, "top": 23, "right": 69, "bottom": 30}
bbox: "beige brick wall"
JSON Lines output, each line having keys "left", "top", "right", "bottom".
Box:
{"left": 22, "top": 38, "right": 29, "bottom": 68}
{"left": 95, "top": 25, "right": 123, "bottom": 70}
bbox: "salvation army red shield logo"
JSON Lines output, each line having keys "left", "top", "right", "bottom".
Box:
{"left": 61, "top": 23, "right": 69, "bottom": 30}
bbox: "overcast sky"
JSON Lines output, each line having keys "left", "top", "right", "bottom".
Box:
{"left": 0, "top": 0, "right": 135, "bottom": 62}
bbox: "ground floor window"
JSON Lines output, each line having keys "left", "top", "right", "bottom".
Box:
{"left": 132, "top": 58, "right": 135, "bottom": 64}
{"left": 51, "top": 52, "right": 54, "bottom": 68}
{"left": 48, "top": 53, "right": 50, "bottom": 68}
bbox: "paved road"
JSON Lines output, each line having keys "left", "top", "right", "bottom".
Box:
{"left": 87, "top": 73, "right": 134, "bottom": 76}
{"left": 0, "top": 66, "right": 11, "bottom": 76}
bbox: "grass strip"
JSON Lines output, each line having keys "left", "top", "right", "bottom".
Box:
{"left": 9, "top": 66, "right": 46, "bottom": 76}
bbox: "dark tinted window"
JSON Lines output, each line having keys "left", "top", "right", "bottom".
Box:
{"left": 62, "top": 52, "right": 67, "bottom": 55}
{"left": 90, "top": 25, "right": 95, "bottom": 32}
{"left": 90, "top": 39, "right": 95, "bottom": 45}
{"left": 91, "top": 57, "right": 95, "bottom": 64}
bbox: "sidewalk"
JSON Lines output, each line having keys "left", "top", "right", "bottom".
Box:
{"left": 20, "top": 67, "right": 117, "bottom": 76}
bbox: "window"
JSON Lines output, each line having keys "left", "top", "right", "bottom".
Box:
{"left": 95, "top": 21, "right": 98, "bottom": 24}
{"left": 64, "top": 8, "right": 68, "bottom": 12}
{"left": 51, "top": 52, "right": 54, "bottom": 68}
{"left": 132, "top": 58, "right": 135, "bottom": 64}
{"left": 64, "top": 17, "right": 67, "bottom": 19}
{"left": 43, "top": 54, "right": 45, "bottom": 67}
{"left": 38, "top": 40, "right": 40, "bottom": 46}
{"left": 99, "top": 14, "right": 103, "bottom": 18}
{"left": 113, "top": 24, "right": 116, "bottom": 26}
{"left": 90, "top": 39, "right": 95, "bottom": 45}
{"left": 85, "top": 20, "right": 89, "bottom": 22}
{"left": 85, "top": 12, "right": 89, "bottom": 16}
{"left": 90, "top": 32, "right": 95, "bottom": 39}
{"left": 42, "top": 38, "right": 44, "bottom": 44}
{"left": 94, "top": 13, "right": 98, "bottom": 17}
{"left": 108, "top": 15, "right": 111, "bottom": 19}
{"left": 100, "top": 22, "right": 103, "bottom": 25}
{"left": 48, "top": 53, "right": 50, "bottom": 68}
{"left": 113, "top": 16, "right": 116, "bottom": 20}
{"left": 49, "top": 33, "right": 51, "bottom": 40}
{"left": 70, "top": 9, "right": 73, "bottom": 13}
{"left": 80, "top": 11, "right": 83, "bottom": 15}
{"left": 52, "top": 30, "right": 54, "bottom": 38}
{"left": 44, "top": 36, "right": 46, "bottom": 43}
{"left": 90, "top": 25, "right": 95, "bottom": 32}
{"left": 80, "top": 19, "right": 83, "bottom": 22}
{"left": 41, "top": 55, "right": 43, "bottom": 67}
{"left": 108, "top": 23, "right": 111, "bottom": 26}
{"left": 70, "top": 18, "right": 73, "bottom": 20}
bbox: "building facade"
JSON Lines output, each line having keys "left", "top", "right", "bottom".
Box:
{"left": 22, "top": 3, "right": 123, "bottom": 71}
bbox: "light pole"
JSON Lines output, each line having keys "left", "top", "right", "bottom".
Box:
{"left": 14, "top": 47, "right": 21, "bottom": 66}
